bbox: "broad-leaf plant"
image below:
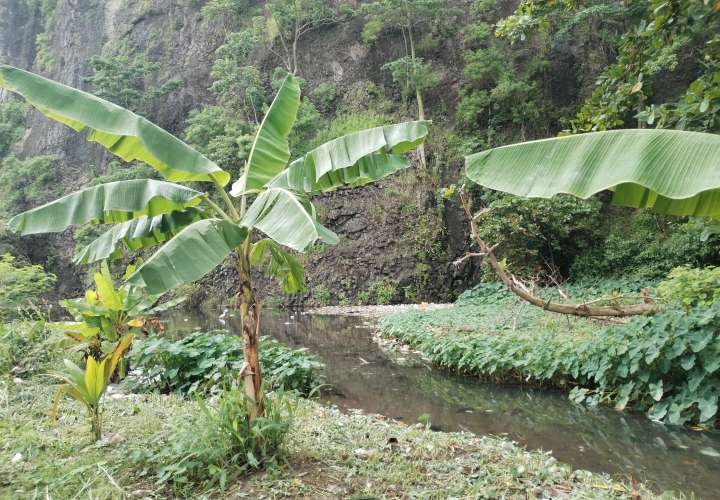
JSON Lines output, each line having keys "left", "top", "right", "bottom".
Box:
{"left": 462, "top": 129, "right": 720, "bottom": 317}
{"left": 0, "top": 64, "right": 429, "bottom": 413}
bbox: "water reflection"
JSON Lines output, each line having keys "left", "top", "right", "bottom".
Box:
{"left": 164, "top": 308, "right": 720, "bottom": 497}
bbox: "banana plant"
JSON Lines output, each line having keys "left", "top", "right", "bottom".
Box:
{"left": 49, "top": 335, "right": 133, "bottom": 441}
{"left": 0, "top": 64, "right": 429, "bottom": 413}
{"left": 57, "top": 261, "right": 181, "bottom": 376}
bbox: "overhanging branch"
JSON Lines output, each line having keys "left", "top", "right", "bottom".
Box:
{"left": 458, "top": 188, "right": 663, "bottom": 318}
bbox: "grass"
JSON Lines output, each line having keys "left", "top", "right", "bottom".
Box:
{"left": 0, "top": 377, "right": 663, "bottom": 498}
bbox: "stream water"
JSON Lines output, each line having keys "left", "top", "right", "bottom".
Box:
{"left": 164, "top": 308, "right": 720, "bottom": 498}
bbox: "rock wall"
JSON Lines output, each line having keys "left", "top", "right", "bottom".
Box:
{"left": 0, "top": 0, "right": 478, "bottom": 305}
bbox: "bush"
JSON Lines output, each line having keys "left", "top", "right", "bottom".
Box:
{"left": 127, "top": 331, "right": 323, "bottom": 395}
{"left": 0, "top": 100, "right": 26, "bottom": 159}
{"left": 134, "top": 387, "right": 293, "bottom": 492}
{"left": 368, "top": 278, "right": 399, "bottom": 305}
{"left": 0, "top": 320, "right": 59, "bottom": 376}
{"left": 313, "top": 82, "right": 338, "bottom": 113}
{"left": 314, "top": 284, "right": 331, "bottom": 305}
{"left": 658, "top": 266, "right": 720, "bottom": 312}
{"left": 309, "top": 111, "right": 392, "bottom": 151}
{"left": 472, "top": 191, "right": 604, "bottom": 279}
{"left": 0, "top": 254, "right": 56, "bottom": 320}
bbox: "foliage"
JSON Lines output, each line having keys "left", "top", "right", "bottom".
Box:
{"left": 0, "top": 100, "right": 26, "bottom": 159}
{"left": 0, "top": 254, "right": 56, "bottom": 320}
{"left": 48, "top": 337, "right": 133, "bottom": 440}
{"left": 312, "top": 82, "right": 337, "bottom": 113}
{"left": 472, "top": 192, "right": 603, "bottom": 279}
{"left": 127, "top": 330, "right": 323, "bottom": 396}
{"left": 84, "top": 53, "right": 182, "bottom": 113}
{"left": 201, "top": 0, "right": 254, "bottom": 20}
{"left": 381, "top": 281, "right": 720, "bottom": 425}
{"left": 0, "top": 155, "right": 59, "bottom": 216}
{"left": 0, "top": 320, "right": 58, "bottom": 376}
{"left": 368, "top": 278, "right": 399, "bottom": 305}
{"left": 658, "top": 266, "right": 720, "bottom": 312}
{"left": 136, "top": 387, "right": 293, "bottom": 492}
{"left": 183, "top": 106, "right": 253, "bottom": 176}
{"left": 382, "top": 56, "right": 439, "bottom": 103}
{"left": 309, "top": 110, "right": 392, "bottom": 150}
{"left": 313, "top": 284, "right": 331, "bottom": 305}
{"left": 57, "top": 261, "right": 178, "bottom": 369}
{"left": 571, "top": 212, "right": 720, "bottom": 281}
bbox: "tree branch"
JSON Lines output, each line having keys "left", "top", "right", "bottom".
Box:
{"left": 458, "top": 188, "right": 663, "bottom": 318}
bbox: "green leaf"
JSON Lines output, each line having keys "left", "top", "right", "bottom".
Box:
{"left": 94, "top": 261, "right": 122, "bottom": 311}
{"left": 127, "top": 219, "right": 248, "bottom": 294}
{"left": 269, "top": 121, "right": 429, "bottom": 193}
{"left": 250, "top": 239, "right": 305, "bottom": 294}
{"left": 74, "top": 208, "right": 207, "bottom": 264}
{"left": 465, "top": 129, "right": 720, "bottom": 217}
{"left": 698, "top": 394, "right": 718, "bottom": 422}
{"left": 0, "top": 64, "right": 229, "bottom": 185}
{"left": 8, "top": 179, "right": 202, "bottom": 235}
{"left": 230, "top": 74, "right": 301, "bottom": 196}
{"left": 241, "top": 188, "right": 338, "bottom": 252}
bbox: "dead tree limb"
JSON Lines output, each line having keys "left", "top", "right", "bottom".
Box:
{"left": 459, "top": 188, "right": 663, "bottom": 318}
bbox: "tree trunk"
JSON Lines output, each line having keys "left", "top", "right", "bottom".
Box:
{"left": 237, "top": 260, "right": 263, "bottom": 415}
{"left": 406, "top": 18, "right": 427, "bottom": 169}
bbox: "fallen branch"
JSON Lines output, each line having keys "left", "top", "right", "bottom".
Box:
{"left": 459, "top": 188, "right": 663, "bottom": 318}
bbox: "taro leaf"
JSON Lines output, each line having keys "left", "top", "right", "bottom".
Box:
{"left": 680, "top": 354, "right": 696, "bottom": 371}
{"left": 648, "top": 380, "right": 664, "bottom": 402}
{"left": 689, "top": 329, "right": 714, "bottom": 353}
{"left": 698, "top": 394, "right": 719, "bottom": 422}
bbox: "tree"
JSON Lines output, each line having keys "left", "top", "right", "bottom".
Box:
{"left": 461, "top": 128, "right": 720, "bottom": 317}
{"left": 255, "top": 0, "right": 348, "bottom": 76}
{"left": 0, "top": 64, "right": 429, "bottom": 413}
{"left": 363, "top": 0, "right": 448, "bottom": 167}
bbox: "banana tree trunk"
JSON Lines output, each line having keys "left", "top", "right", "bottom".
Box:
{"left": 237, "top": 258, "right": 263, "bottom": 416}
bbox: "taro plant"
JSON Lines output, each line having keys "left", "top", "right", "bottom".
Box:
{"left": 461, "top": 129, "right": 720, "bottom": 318}
{"left": 49, "top": 335, "right": 133, "bottom": 441}
{"left": 0, "top": 64, "right": 428, "bottom": 414}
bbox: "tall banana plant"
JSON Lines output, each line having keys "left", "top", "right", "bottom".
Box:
{"left": 0, "top": 64, "right": 429, "bottom": 411}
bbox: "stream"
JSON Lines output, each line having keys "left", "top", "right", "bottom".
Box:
{"left": 164, "top": 308, "right": 720, "bottom": 498}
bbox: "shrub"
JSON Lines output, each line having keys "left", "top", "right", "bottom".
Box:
{"left": 0, "top": 254, "right": 56, "bottom": 320}
{"left": 0, "top": 320, "right": 59, "bottom": 376}
{"left": 309, "top": 111, "right": 392, "bottom": 151}
{"left": 313, "top": 82, "right": 338, "bottom": 113}
{"left": 368, "top": 278, "right": 399, "bottom": 305}
{"left": 127, "top": 331, "right": 323, "bottom": 395}
{"left": 314, "top": 284, "right": 331, "bottom": 305}
{"left": 134, "top": 387, "right": 293, "bottom": 492}
{"left": 471, "top": 191, "right": 604, "bottom": 279}
{"left": 658, "top": 266, "right": 720, "bottom": 312}
{"left": 0, "top": 100, "right": 26, "bottom": 159}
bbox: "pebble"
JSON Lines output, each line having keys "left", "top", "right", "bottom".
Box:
{"left": 11, "top": 452, "right": 23, "bottom": 464}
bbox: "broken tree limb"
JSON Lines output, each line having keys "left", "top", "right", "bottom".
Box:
{"left": 458, "top": 188, "right": 663, "bottom": 318}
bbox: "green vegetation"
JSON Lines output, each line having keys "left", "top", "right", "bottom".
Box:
{"left": 84, "top": 53, "right": 182, "bottom": 113}
{"left": 128, "top": 331, "right": 323, "bottom": 395}
{"left": 0, "top": 100, "right": 26, "bottom": 158}
{"left": 0, "top": 379, "right": 655, "bottom": 498}
{"left": 0, "top": 254, "right": 56, "bottom": 320}
{"left": 658, "top": 266, "right": 720, "bottom": 312}
{"left": 381, "top": 282, "right": 720, "bottom": 426}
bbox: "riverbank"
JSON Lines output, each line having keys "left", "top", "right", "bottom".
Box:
{"left": 378, "top": 282, "right": 720, "bottom": 428}
{"left": 305, "top": 302, "right": 452, "bottom": 317}
{"left": 1, "top": 377, "right": 661, "bottom": 498}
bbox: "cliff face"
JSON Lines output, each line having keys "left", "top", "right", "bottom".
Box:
{"left": 0, "top": 0, "right": 479, "bottom": 304}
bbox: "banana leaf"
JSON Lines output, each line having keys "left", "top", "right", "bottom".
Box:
{"left": 126, "top": 219, "right": 248, "bottom": 294}
{"left": 241, "top": 187, "right": 339, "bottom": 251}
{"left": 465, "top": 129, "right": 720, "bottom": 217}
{"left": 0, "top": 64, "right": 229, "bottom": 185}
{"left": 230, "top": 74, "right": 301, "bottom": 196}
{"left": 74, "top": 208, "right": 206, "bottom": 264}
{"left": 268, "top": 121, "right": 429, "bottom": 193}
{"left": 250, "top": 239, "right": 305, "bottom": 294}
{"left": 8, "top": 179, "right": 202, "bottom": 235}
